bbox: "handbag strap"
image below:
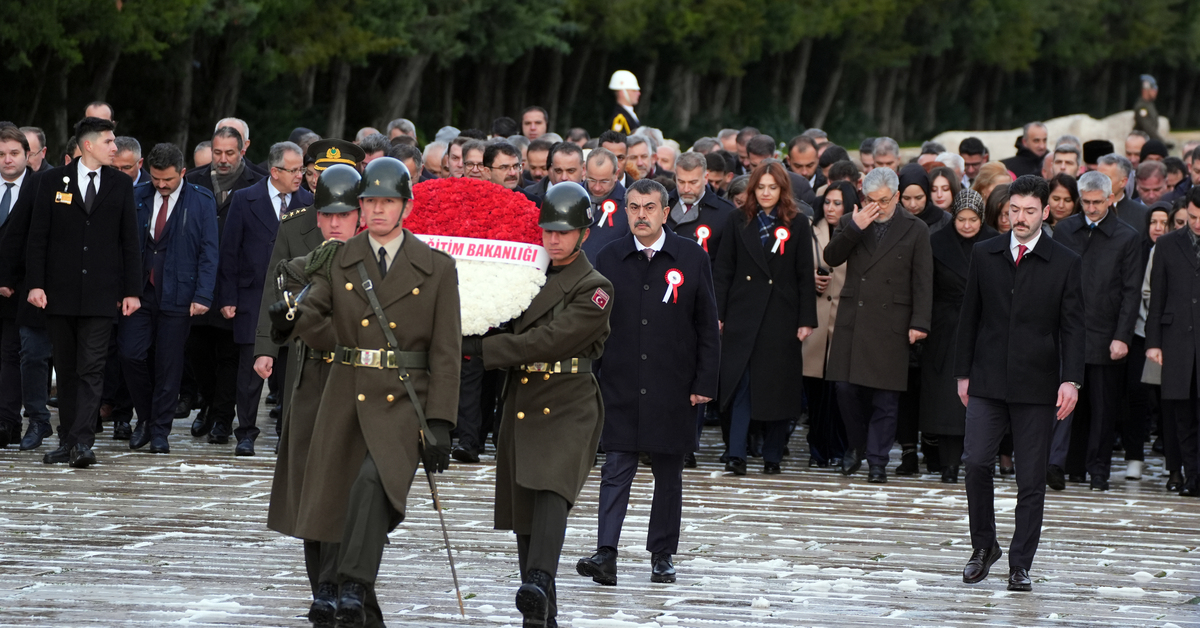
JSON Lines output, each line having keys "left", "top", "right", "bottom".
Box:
{"left": 355, "top": 261, "right": 437, "bottom": 446}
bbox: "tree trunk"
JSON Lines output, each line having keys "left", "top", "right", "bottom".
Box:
{"left": 877, "top": 69, "right": 898, "bottom": 136}
{"left": 921, "top": 55, "right": 945, "bottom": 134}
{"left": 1176, "top": 69, "right": 1195, "bottom": 128}
{"left": 562, "top": 43, "right": 593, "bottom": 129}
{"left": 511, "top": 50, "right": 535, "bottom": 116}
{"left": 861, "top": 69, "right": 879, "bottom": 124}
{"left": 90, "top": 43, "right": 121, "bottom": 102}
{"left": 786, "top": 38, "right": 814, "bottom": 125}
{"left": 326, "top": 60, "right": 351, "bottom": 139}
{"left": 891, "top": 67, "right": 910, "bottom": 141}
{"left": 639, "top": 59, "right": 658, "bottom": 121}
{"left": 709, "top": 75, "right": 731, "bottom": 122}
{"left": 54, "top": 65, "right": 68, "bottom": 157}
{"left": 380, "top": 54, "right": 431, "bottom": 126}
{"left": 24, "top": 50, "right": 51, "bottom": 126}
{"left": 769, "top": 53, "right": 785, "bottom": 104}
{"left": 812, "top": 54, "right": 844, "bottom": 130}
{"left": 409, "top": 73, "right": 422, "bottom": 120}
{"left": 299, "top": 67, "right": 316, "bottom": 110}
{"left": 945, "top": 59, "right": 968, "bottom": 106}
{"left": 492, "top": 62, "right": 506, "bottom": 126}
{"left": 211, "top": 29, "right": 246, "bottom": 119}
{"left": 970, "top": 71, "right": 987, "bottom": 130}
{"left": 671, "top": 66, "right": 697, "bottom": 130}
{"left": 730, "top": 74, "right": 742, "bottom": 116}
{"left": 545, "top": 50, "right": 564, "bottom": 125}
{"left": 173, "top": 37, "right": 195, "bottom": 152}
{"left": 441, "top": 67, "right": 454, "bottom": 126}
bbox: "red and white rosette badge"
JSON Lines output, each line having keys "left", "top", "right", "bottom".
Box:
{"left": 695, "top": 224, "right": 712, "bottom": 252}
{"left": 663, "top": 268, "right": 684, "bottom": 304}
{"left": 599, "top": 200, "right": 617, "bottom": 227}
{"left": 770, "top": 226, "right": 790, "bottom": 254}
{"left": 406, "top": 178, "right": 549, "bottom": 335}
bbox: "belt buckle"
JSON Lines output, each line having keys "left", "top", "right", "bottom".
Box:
{"left": 359, "top": 349, "right": 383, "bottom": 369}
{"left": 528, "top": 362, "right": 548, "bottom": 372}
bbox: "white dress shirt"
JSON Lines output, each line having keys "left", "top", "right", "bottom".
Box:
{"left": 3, "top": 168, "right": 27, "bottom": 198}
{"left": 635, "top": 228, "right": 666, "bottom": 257}
{"left": 266, "top": 178, "right": 292, "bottom": 220}
{"left": 149, "top": 183, "right": 184, "bottom": 238}
{"left": 1009, "top": 228, "right": 1042, "bottom": 262}
{"left": 77, "top": 159, "right": 101, "bottom": 199}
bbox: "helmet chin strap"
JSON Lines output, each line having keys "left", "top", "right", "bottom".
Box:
{"left": 571, "top": 227, "right": 589, "bottom": 256}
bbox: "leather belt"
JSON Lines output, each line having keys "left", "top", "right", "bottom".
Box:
{"left": 304, "top": 347, "right": 335, "bottom": 362}
{"left": 337, "top": 345, "right": 429, "bottom": 370}
{"left": 520, "top": 358, "right": 592, "bottom": 374}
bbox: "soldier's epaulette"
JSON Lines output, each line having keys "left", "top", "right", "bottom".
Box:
{"left": 281, "top": 206, "right": 309, "bottom": 222}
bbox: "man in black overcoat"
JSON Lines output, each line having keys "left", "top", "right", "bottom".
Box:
{"left": 25, "top": 117, "right": 142, "bottom": 467}
{"left": 667, "top": 152, "right": 735, "bottom": 266}
{"left": 581, "top": 148, "right": 630, "bottom": 265}
{"left": 955, "top": 175, "right": 1084, "bottom": 592}
{"left": 1049, "top": 171, "right": 1142, "bottom": 491}
{"left": 1146, "top": 186, "right": 1200, "bottom": 497}
{"left": 577, "top": 179, "right": 720, "bottom": 586}
{"left": 0, "top": 124, "right": 32, "bottom": 448}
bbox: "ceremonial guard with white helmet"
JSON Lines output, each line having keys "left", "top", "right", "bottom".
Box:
{"left": 609, "top": 71, "right": 641, "bottom": 136}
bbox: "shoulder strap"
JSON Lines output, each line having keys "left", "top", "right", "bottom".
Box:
{"left": 355, "top": 261, "right": 437, "bottom": 446}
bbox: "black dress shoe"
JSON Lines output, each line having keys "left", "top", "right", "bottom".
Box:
{"left": 684, "top": 452, "right": 697, "bottom": 468}
{"left": 47, "top": 396, "right": 58, "bottom": 409}
{"left": 129, "top": 423, "right": 151, "bottom": 450}
{"left": 208, "top": 420, "right": 231, "bottom": 444}
{"left": 112, "top": 420, "right": 132, "bottom": 440}
{"left": 0, "top": 422, "right": 17, "bottom": 448}
{"left": 451, "top": 446, "right": 480, "bottom": 463}
{"left": 650, "top": 553, "right": 675, "bottom": 583}
{"left": 1046, "top": 464, "right": 1066, "bottom": 491}
{"left": 20, "top": 423, "right": 52, "bottom": 451}
{"left": 266, "top": 391, "right": 279, "bottom": 406}
{"left": 149, "top": 436, "right": 170, "bottom": 454}
{"left": 1068, "top": 472, "right": 1087, "bottom": 483}
{"left": 575, "top": 546, "right": 617, "bottom": 585}
{"left": 191, "top": 407, "right": 214, "bottom": 437}
{"left": 515, "top": 568, "right": 553, "bottom": 627}
{"left": 867, "top": 465, "right": 887, "bottom": 483}
{"left": 1090, "top": 476, "right": 1109, "bottom": 491}
{"left": 718, "top": 451, "right": 729, "bottom": 464}
{"left": 308, "top": 581, "right": 338, "bottom": 627}
{"left": 840, "top": 449, "right": 862, "bottom": 476}
{"left": 42, "top": 443, "right": 70, "bottom": 464}
{"left": 1007, "top": 566, "right": 1032, "bottom": 591}
{"left": 269, "top": 405, "right": 281, "bottom": 419}
{"left": 235, "top": 438, "right": 255, "bottom": 456}
{"left": 1181, "top": 479, "right": 1200, "bottom": 497}
{"left": 174, "top": 397, "right": 192, "bottom": 419}
{"left": 334, "top": 581, "right": 366, "bottom": 628}
{"left": 724, "top": 457, "right": 746, "bottom": 476}
{"left": 941, "top": 466, "right": 959, "bottom": 484}
{"left": 895, "top": 447, "right": 918, "bottom": 475}
{"left": 68, "top": 443, "right": 97, "bottom": 469}
{"left": 1166, "top": 470, "right": 1184, "bottom": 492}
{"left": 962, "top": 542, "right": 1002, "bottom": 583}
{"left": 764, "top": 461, "right": 781, "bottom": 475}
{"left": 808, "top": 457, "right": 826, "bottom": 468}
{"left": 999, "top": 465, "right": 1016, "bottom": 476}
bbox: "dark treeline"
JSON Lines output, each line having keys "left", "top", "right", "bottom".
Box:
{"left": 3, "top": 0, "right": 1199, "bottom": 161}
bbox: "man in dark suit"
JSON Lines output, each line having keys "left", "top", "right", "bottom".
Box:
{"left": 577, "top": 178, "right": 719, "bottom": 586}
{"left": 667, "top": 152, "right": 735, "bottom": 265}
{"left": 1146, "top": 186, "right": 1200, "bottom": 497}
{"left": 1049, "top": 171, "right": 1142, "bottom": 491}
{"left": 25, "top": 117, "right": 142, "bottom": 468}
{"left": 0, "top": 123, "right": 31, "bottom": 447}
{"left": 120, "top": 143, "right": 219, "bottom": 454}
{"left": 1095, "top": 154, "right": 1149, "bottom": 239}
{"left": 955, "top": 175, "right": 1084, "bottom": 591}
{"left": 218, "top": 141, "right": 312, "bottom": 456}
{"left": 581, "top": 148, "right": 630, "bottom": 263}
{"left": 523, "top": 142, "right": 585, "bottom": 205}
{"left": 184, "top": 125, "right": 264, "bottom": 439}
{"left": 824, "top": 166, "right": 933, "bottom": 483}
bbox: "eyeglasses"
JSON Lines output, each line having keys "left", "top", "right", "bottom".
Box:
{"left": 465, "top": 161, "right": 485, "bottom": 171}
{"left": 586, "top": 177, "right": 614, "bottom": 187}
{"left": 866, "top": 191, "right": 896, "bottom": 205}
{"left": 273, "top": 166, "right": 303, "bottom": 175}
{"left": 488, "top": 162, "right": 522, "bottom": 172}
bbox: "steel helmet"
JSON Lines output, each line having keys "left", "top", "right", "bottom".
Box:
{"left": 538, "top": 182, "right": 593, "bottom": 231}
{"left": 359, "top": 157, "right": 413, "bottom": 200}
{"left": 608, "top": 70, "right": 641, "bottom": 91}
{"left": 314, "top": 164, "right": 363, "bottom": 214}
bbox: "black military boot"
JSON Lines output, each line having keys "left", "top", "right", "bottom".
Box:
{"left": 309, "top": 581, "right": 338, "bottom": 627}
{"left": 516, "top": 568, "right": 553, "bottom": 627}
{"left": 334, "top": 580, "right": 366, "bottom": 628}
{"left": 895, "top": 445, "right": 919, "bottom": 475}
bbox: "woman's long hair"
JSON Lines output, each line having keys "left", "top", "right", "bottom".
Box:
{"left": 741, "top": 161, "right": 798, "bottom": 226}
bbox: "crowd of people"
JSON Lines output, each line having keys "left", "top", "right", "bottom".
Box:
{"left": 0, "top": 70, "right": 1197, "bottom": 626}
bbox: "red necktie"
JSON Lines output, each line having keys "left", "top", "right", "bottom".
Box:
{"left": 150, "top": 195, "right": 169, "bottom": 286}
{"left": 1015, "top": 244, "right": 1028, "bottom": 267}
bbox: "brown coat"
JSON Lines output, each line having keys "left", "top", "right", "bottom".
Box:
{"left": 802, "top": 218, "right": 848, "bottom": 379}
{"left": 293, "top": 231, "right": 461, "bottom": 543}
{"left": 267, "top": 255, "right": 335, "bottom": 539}
{"left": 482, "top": 255, "right": 612, "bottom": 533}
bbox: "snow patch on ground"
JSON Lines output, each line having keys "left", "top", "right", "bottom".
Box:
{"left": 1097, "top": 586, "right": 1146, "bottom": 597}
{"left": 750, "top": 597, "right": 770, "bottom": 608}
{"left": 895, "top": 580, "right": 919, "bottom": 592}
{"left": 179, "top": 463, "right": 225, "bottom": 474}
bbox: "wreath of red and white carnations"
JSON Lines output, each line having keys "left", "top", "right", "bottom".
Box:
{"left": 406, "top": 178, "right": 549, "bottom": 335}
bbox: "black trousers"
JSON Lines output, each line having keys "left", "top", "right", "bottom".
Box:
{"left": 515, "top": 490, "right": 568, "bottom": 622}
{"left": 1119, "top": 335, "right": 1152, "bottom": 462}
{"left": 836, "top": 382, "right": 901, "bottom": 467}
{"left": 1057, "top": 363, "right": 1124, "bottom": 480}
{"left": 100, "top": 322, "right": 134, "bottom": 422}
{"left": 234, "top": 343, "right": 265, "bottom": 442}
{"left": 597, "top": 451, "right": 685, "bottom": 555}
{"left": 896, "top": 365, "right": 921, "bottom": 446}
{"left": 118, "top": 286, "right": 191, "bottom": 439}
{"left": 963, "top": 397, "right": 1055, "bottom": 570}
{"left": 47, "top": 316, "right": 113, "bottom": 448}
{"left": 937, "top": 434, "right": 964, "bottom": 470}
{"left": 0, "top": 317, "right": 22, "bottom": 431}
{"left": 1163, "top": 377, "right": 1200, "bottom": 481}
{"left": 803, "top": 376, "right": 847, "bottom": 465}
{"left": 338, "top": 453, "right": 401, "bottom": 586}
{"left": 185, "top": 325, "right": 238, "bottom": 426}
{"left": 454, "top": 353, "right": 488, "bottom": 453}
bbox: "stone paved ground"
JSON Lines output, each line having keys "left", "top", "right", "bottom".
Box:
{"left": 0, "top": 405, "right": 1197, "bottom": 627}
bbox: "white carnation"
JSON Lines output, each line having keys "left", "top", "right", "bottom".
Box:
{"left": 455, "top": 259, "right": 547, "bottom": 335}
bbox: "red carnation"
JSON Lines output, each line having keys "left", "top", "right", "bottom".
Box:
{"left": 407, "top": 178, "right": 542, "bottom": 245}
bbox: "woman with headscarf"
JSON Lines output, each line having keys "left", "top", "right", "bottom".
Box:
{"left": 919, "top": 189, "right": 999, "bottom": 483}
{"left": 898, "top": 163, "right": 950, "bottom": 235}
{"left": 802, "top": 181, "right": 857, "bottom": 467}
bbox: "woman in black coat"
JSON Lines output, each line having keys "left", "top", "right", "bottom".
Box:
{"left": 919, "top": 189, "right": 998, "bottom": 482}
{"left": 714, "top": 161, "right": 819, "bottom": 475}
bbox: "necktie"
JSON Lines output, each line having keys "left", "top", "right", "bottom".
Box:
{"left": 1015, "top": 244, "right": 1028, "bottom": 267}
{"left": 153, "top": 194, "right": 169, "bottom": 241}
{"left": 0, "top": 182, "right": 13, "bottom": 227}
{"left": 378, "top": 246, "right": 388, "bottom": 278}
{"left": 278, "top": 193, "right": 287, "bottom": 220}
{"left": 643, "top": 249, "right": 654, "bottom": 261}
{"left": 84, "top": 172, "right": 97, "bottom": 213}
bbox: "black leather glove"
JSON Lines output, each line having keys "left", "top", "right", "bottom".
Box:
{"left": 268, "top": 299, "right": 298, "bottom": 335}
{"left": 421, "top": 419, "right": 453, "bottom": 473}
{"left": 462, "top": 336, "right": 483, "bottom": 359}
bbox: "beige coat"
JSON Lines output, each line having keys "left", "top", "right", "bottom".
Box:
{"left": 802, "top": 217, "right": 848, "bottom": 378}
{"left": 293, "top": 232, "right": 461, "bottom": 543}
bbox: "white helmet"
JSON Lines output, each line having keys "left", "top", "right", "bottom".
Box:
{"left": 609, "top": 70, "right": 640, "bottom": 91}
